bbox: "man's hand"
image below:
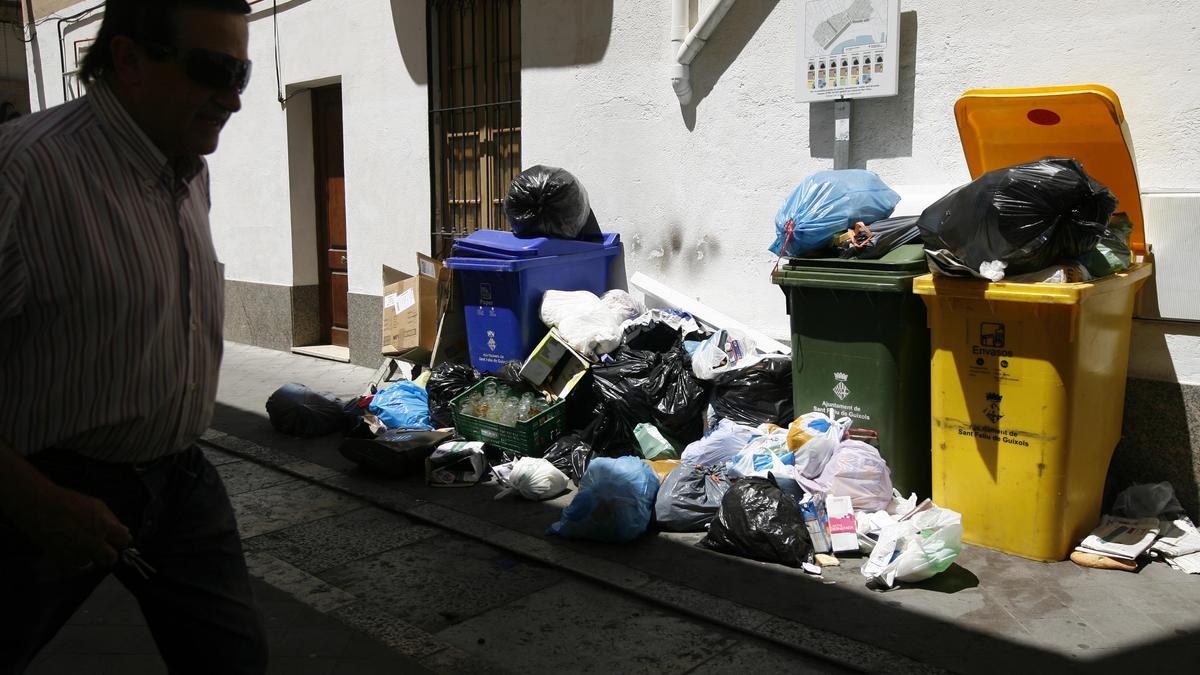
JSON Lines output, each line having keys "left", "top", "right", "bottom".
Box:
{"left": 27, "top": 485, "right": 132, "bottom": 569}
{"left": 0, "top": 442, "right": 132, "bottom": 569}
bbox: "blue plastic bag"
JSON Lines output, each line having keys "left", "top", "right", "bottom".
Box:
{"left": 548, "top": 456, "right": 659, "bottom": 543}
{"left": 769, "top": 170, "right": 900, "bottom": 257}
{"left": 367, "top": 381, "right": 433, "bottom": 430}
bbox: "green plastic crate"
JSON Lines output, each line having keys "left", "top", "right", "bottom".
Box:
{"left": 449, "top": 377, "right": 565, "bottom": 456}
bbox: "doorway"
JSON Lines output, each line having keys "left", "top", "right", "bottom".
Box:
{"left": 312, "top": 83, "right": 349, "bottom": 350}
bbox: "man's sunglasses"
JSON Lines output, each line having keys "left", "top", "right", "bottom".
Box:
{"left": 143, "top": 44, "right": 252, "bottom": 94}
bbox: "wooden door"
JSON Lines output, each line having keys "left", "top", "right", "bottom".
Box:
{"left": 313, "top": 85, "right": 348, "bottom": 347}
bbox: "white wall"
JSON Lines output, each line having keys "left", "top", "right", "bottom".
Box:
{"left": 520, "top": 0, "right": 1200, "bottom": 383}
{"left": 1130, "top": 321, "right": 1200, "bottom": 386}
{"left": 520, "top": 0, "right": 1200, "bottom": 335}
{"left": 209, "top": 0, "right": 430, "bottom": 292}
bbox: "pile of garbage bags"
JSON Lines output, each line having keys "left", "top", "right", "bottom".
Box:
{"left": 264, "top": 297, "right": 959, "bottom": 589}
{"left": 261, "top": 164, "right": 973, "bottom": 593}
{"left": 769, "top": 163, "right": 1134, "bottom": 283}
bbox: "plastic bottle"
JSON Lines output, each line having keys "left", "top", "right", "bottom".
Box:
{"left": 518, "top": 393, "right": 535, "bottom": 422}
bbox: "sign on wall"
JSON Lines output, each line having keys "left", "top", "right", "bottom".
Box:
{"left": 797, "top": 0, "right": 900, "bottom": 102}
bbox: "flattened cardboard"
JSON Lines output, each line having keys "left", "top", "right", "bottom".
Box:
{"left": 382, "top": 253, "right": 442, "bottom": 361}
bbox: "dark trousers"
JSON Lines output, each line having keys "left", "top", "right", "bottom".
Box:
{"left": 0, "top": 446, "right": 268, "bottom": 675}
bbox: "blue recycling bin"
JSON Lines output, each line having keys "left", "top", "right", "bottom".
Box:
{"left": 444, "top": 231, "right": 622, "bottom": 372}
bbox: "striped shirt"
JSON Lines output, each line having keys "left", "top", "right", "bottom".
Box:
{"left": 0, "top": 80, "right": 224, "bottom": 463}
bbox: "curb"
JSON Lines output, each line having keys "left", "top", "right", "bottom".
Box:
{"left": 201, "top": 430, "right": 942, "bottom": 675}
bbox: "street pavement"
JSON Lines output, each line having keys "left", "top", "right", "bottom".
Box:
{"left": 30, "top": 443, "right": 844, "bottom": 674}
{"left": 31, "top": 341, "right": 1200, "bottom": 673}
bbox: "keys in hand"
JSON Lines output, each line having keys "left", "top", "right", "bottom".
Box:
{"left": 120, "top": 547, "right": 156, "bottom": 580}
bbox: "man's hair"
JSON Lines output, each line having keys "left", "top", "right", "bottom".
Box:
{"left": 79, "top": 0, "right": 252, "bottom": 84}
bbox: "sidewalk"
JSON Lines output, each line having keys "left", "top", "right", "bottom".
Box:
{"left": 29, "top": 574, "right": 433, "bottom": 675}
{"left": 208, "top": 341, "right": 1200, "bottom": 673}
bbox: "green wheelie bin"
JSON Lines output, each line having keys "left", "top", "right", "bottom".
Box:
{"left": 772, "top": 244, "right": 931, "bottom": 498}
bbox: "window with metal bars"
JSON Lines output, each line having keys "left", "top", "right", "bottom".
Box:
{"left": 427, "top": 0, "right": 521, "bottom": 259}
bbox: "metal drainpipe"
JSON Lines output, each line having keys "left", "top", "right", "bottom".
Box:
{"left": 669, "top": 0, "right": 690, "bottom": 104}
{"left": 671, "top": 0, "right": 737, "bottom": 105}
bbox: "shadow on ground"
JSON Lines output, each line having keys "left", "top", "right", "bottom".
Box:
{"left": 211, "top": 401, "right": 1200, "bottom": 674}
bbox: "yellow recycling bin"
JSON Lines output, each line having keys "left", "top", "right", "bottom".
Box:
{"left": 913, "top": 85, "right": 1153, "bottom": 561}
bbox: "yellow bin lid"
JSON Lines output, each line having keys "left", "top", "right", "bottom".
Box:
{"left": 954, "top": 85, "right": 1146, "bottom": 256}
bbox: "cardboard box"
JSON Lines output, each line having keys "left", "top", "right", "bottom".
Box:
{"left": 826, "top": 495, "right": 859, "bottom": 553}
{"left": 519, "top": 329, "right": 591, "bottom": 400}
{"left": 382, "top": 254, "right": 442, "bottom": 360}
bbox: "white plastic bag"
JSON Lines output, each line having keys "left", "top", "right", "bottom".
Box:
{"left": 541, "top": 290, "right": 603, "bottom": 327}
{"left": 742, "top": 425, "right": 789, "bottom": 456}
{"left": 726, "top": 450, "right": 796, "bottom": 481}
{"left": 426, "top": 441, "right": 489, "bottom": 486}
{"left": 860, "top": 506, "right": 963, "bottom": 589}
{"left": 494, "top": 457, "right": 570, "bottom": 501}
{"left": 540, "top": 290, "right": 625, "bottom": 356}
{"left": 787, "top": 412, "right": 851, "bottom": 478}
{"left": 885, "top": 490, "right": 919, "bottom": 517}
{"left": 691, "top": 329, "right": 761, "bottom": 380}
{"left": 804, "top": 440, "right": 893, "bottom": 512}
{"left": 978, "top": 260, "right": 1007, "bottom": 282}
{"left": 679, "top": 418, "right": 758, "bottom": 466}
{"left": 856, "top": 490, "right": 919, "bottom": 553}
{"left": 556, "top": 311, "right": 624, "bottom": 356}
{"left": 600, "top": 290, "right": 645, "bottom": 321}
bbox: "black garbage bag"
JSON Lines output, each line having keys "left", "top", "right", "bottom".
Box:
{"left": 621, "top": 314, "right": 709, "bottom": 352}
{"left": 504, "top": 165, "right": 600, "bottom": 240}
{"left": 565, "top": 370, "right": 599, "bottom": 432}
{"left": 698, "top": 476, "right": 812, "bottom": 568}
{"left": 494, "top": 360, "right": 537, "bottom": 395}
{"left": 652, "top": 347, "right": 708, "bottom": 441}
{"left": 338, "top": 429, "right": 455, "bottom": 477}
{"left": 426, "top": 363, "right": 481, "bottom": 428}
{"left": 266, "top": 383, "right": 350, "bottom": 437}
{"left": 710, "top": 356, "right": 794, "bottom": 427}
{"left": 590, "top": 348, "right": 656, "bottom": 455}
{"left": 655, "top": 464, "right": 732, "bottom": 532}
{"left": 342, "top": 396, "right": 368, "bottom": 426}
{"left": 590, "top": 344, "right": 707, "bottom": 456}
{"left": 542, "top": 432, "right": 594, "bottom": 482}
{"left": 622, "top": 320, "right": 685, "bottom": 352}
{"left": 918, "top": 158, "right": 1116, "bottom": 277}
{"left": 837, "top": 216, "right": 921, "bottom": 260}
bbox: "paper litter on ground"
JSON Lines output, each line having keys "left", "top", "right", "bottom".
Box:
{"left": 1076, "top": 516, "right": 1160, "bottom": 561}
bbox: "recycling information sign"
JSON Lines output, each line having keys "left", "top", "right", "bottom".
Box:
{"left": 798, "top": 0, "right": 901, "bottom": 102}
